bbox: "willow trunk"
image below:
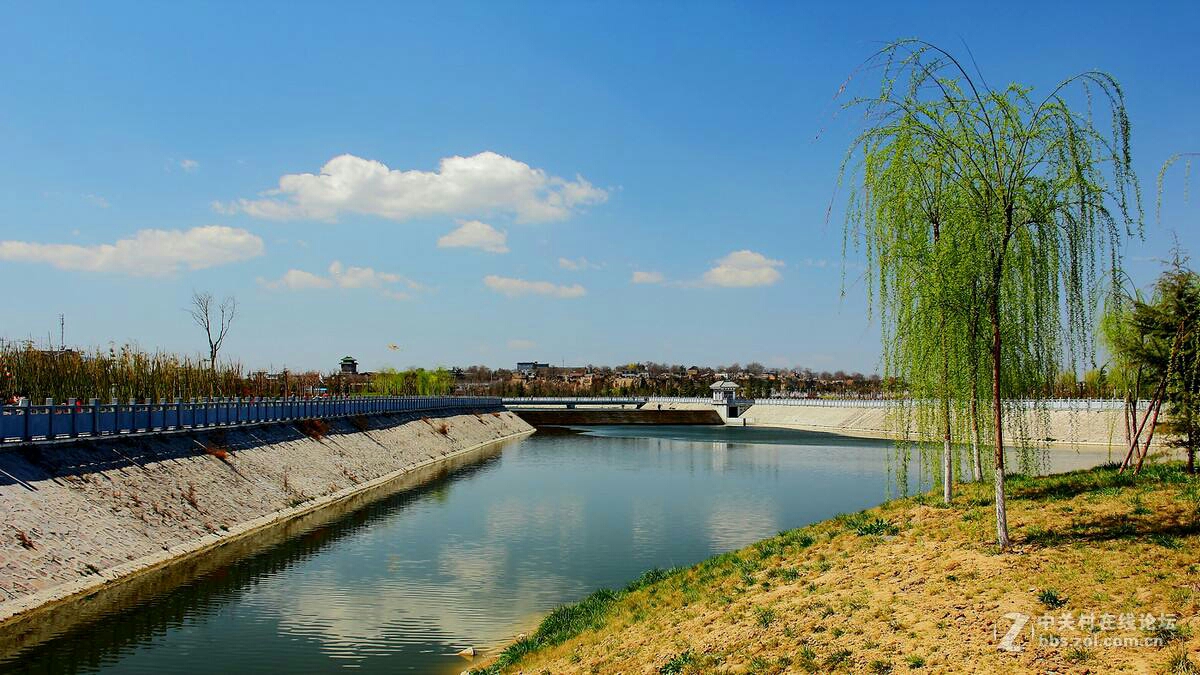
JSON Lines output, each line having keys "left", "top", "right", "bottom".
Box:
{"left": 942, "top": 397, "right": 953, "bottom": 504}
{"left": 969, "top": 396, "right": 982, "bottom": 481}
{"left": 990, "top": 282, "right": 1010, "bottom": 549}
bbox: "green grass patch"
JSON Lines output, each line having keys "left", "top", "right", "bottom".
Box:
{"left": 658, "top": 649, "right": 693, "bottom": 674}
{"left": 1037, "top": 588, "right": 1067, "bottom": 609}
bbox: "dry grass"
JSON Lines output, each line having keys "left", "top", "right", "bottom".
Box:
{"left": 12, "top": 526, "right": 35, "bottom": 550}
{"left": 183, "top": 483, "right": 199, "bottom": 509}
{"left": 476, "top": 462, "right": 1200, "bottom": 674}
{"left": 296, "top": 418, "right": 330, "bottom": 440}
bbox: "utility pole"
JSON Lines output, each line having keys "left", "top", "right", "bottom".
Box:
{"left": 59, "top": 314, "right": 65, "bottom": 351}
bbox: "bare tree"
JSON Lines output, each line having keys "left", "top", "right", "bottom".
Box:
{"left": 189, "top": 291, "right": 237, "bottom": 370}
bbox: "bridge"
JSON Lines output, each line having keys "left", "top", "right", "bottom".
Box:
{"left": 501, "top": 396, "right": 652, "bottom": 408}
{"left": 1, "top": 396, "right": 502, "bottom": 447}
{"left": 501, "top": 396, "right": 743, "bottom": 426}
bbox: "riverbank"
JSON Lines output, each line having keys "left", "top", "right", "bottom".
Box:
{"left": 740, "top": 402, "right": 1140, "bottom": 450}
{"left": 474, "top": 462, "right": 1200, "bottom": 674}
{"left": 0, "top": 409, "right": 533, "bottom": 632}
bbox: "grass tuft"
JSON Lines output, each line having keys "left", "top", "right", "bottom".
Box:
{"left": 658, "top": 650, "right": 694, "bottom": 674}
{"left": 1037, "top": 588, "right": 1067, "bottom": 609}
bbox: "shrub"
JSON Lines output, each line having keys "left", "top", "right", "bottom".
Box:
{"left": 659, "top": 650, "right": 694, "bottom": 674}
{"left": 854, "top": 517, "right": 899, "bottom": 537}
{"left": 1150, "top": 533, "right": 1183, "bottom": 550}
{"left": 1167, "top": 647, "right": 1200, "bottom": 674}
{"left": 183, "top": 483, "right": 199, "bottom": 509}
{"left": 297, "top": 419, "right": 329, "bottom": 440}
{"left": 824, "top": 649, "right": 853, "bottom": 669}
{"left": 869, "top": 659, "right": 894, "bottom": 674}
{"left": 13, "top": 527, "right": 35, "bottom": 550}
{"left": 754, "top": 606, "right": 776, "bottom": 628}
{"left": 1038, "top": 589, "right": 1067, "bottom": 609}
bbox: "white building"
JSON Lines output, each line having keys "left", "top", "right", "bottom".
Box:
{"left": 710, "top": 380, "right": 740, "bottom": 404}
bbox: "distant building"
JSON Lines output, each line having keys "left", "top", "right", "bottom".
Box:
{"left": 517, "top": 361, "right": 550, "bottom": 376}
{"left": 340, "top": 356, "right": 358, "bottom": 375}
{"left": 710, "top": 380, "right": 740, "bottom": 404}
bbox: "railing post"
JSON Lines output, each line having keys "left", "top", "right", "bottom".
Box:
{"left": 19, "top": 398, "right": 30, "bottom": 443}
{"left": 89, "top": 398, "right": 99, "bottom": 436}
{"left": 68, "top": 398, "right": 78, "bottom": 438}
{"left": 45, "top": 398, "right": 54, "bottom": 439}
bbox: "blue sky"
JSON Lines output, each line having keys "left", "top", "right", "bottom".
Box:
{"left": 0, "top": 1, "right": 1197, "bottom": 373}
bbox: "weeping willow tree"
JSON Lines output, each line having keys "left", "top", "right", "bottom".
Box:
{"left": 844, "top": 99, "right": 989, "bottom": 504}
{"left": 840, "top": 40, "right": 1141, "bottom": 548}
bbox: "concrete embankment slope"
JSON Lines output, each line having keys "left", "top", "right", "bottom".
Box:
{"left": 743, "top": 403, "right": 1132, "bottom": 449}
{"left": 0, "top": 409, "right": 533, "bottom": 627}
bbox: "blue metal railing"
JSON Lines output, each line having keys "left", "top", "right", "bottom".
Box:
{"left": 506, "top": 395, "right": 1139, "bottom": 411}
{"left": 502, "top": 396, "right": 648, "bottom": 405}
{"left": 746, "top": 397, "right": 1139, "bottom": 410}
{"left": 0, "top": 396, "right": 501, "bottom": 446}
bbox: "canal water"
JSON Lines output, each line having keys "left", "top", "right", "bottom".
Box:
{"left": 0, "top": 426, "right": 1112, "bottom": 674}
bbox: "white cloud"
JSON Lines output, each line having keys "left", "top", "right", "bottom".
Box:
{"left": 261, "top": 261, "right": 421, "bottom": 298}
{"left": 0, "top": 226, "right": 263, "bottom": 277}
{"left": 179, "top": 159, "right": 200, "bottom": 172}
{"left": 264, "top": 269, "right": 333, "bottom": 290}
{"left": 327, "top": 260, "right": 407, "bottom": 289}
{"left": 507, "top": 339, "right": 537, "bottom": 350}
{"left": 702, "top": 250, "right": 784, "bottom": 287}
{"left": 83, "top": 193, "right": 110, "bottom": 209}
{"left": 558, "top": 256, "right": 601, "bottom": 271}
{"left": 631, "top": 270, "right": 664, "bottom": 284}
{"left": 483, "top": 275, "right": 586, "bottom": 299}
{"left": 437, "top": 220, "right": 509, "bottom": 253}
{"left": 217, "top": 152, "right": 608, "bottom": 223}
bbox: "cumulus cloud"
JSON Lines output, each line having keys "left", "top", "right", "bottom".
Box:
{"left": 261, "top": 261, "right": 421, "bottom": 298}
{"left": 0, "top": 226, "right": 263, "bottom": 277}
{"left": 217, "top": 152, "right": 608, "bottom": 223}
{"left": 702, "top": 250, "right": 784, "bottom": 287}
{"left": 558, "top": 256, "right": 601, "bottom": 271}
{"left": 483, "top": 275, "right": 586, "bottom": 299}
{"left": 631, "top": 270, "right": 664, "bottom": 284}
{"left": 266, "top": 269, "right": 332, "bottom": 290}
{"left": 437, "top": 220, "right": 509, "bottom": 253}
{"left": 507, "top": 339, "right": 537, "bottom": 350}
{"left": 179, "top": 159, "right": 199, "bottom": 172}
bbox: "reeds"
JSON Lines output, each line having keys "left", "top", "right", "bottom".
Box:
{"left": 1, "top": 341, "right": 244, "bottom": 402}
{"left": 0, "top": 341, "right": 329, "bottom": 402}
